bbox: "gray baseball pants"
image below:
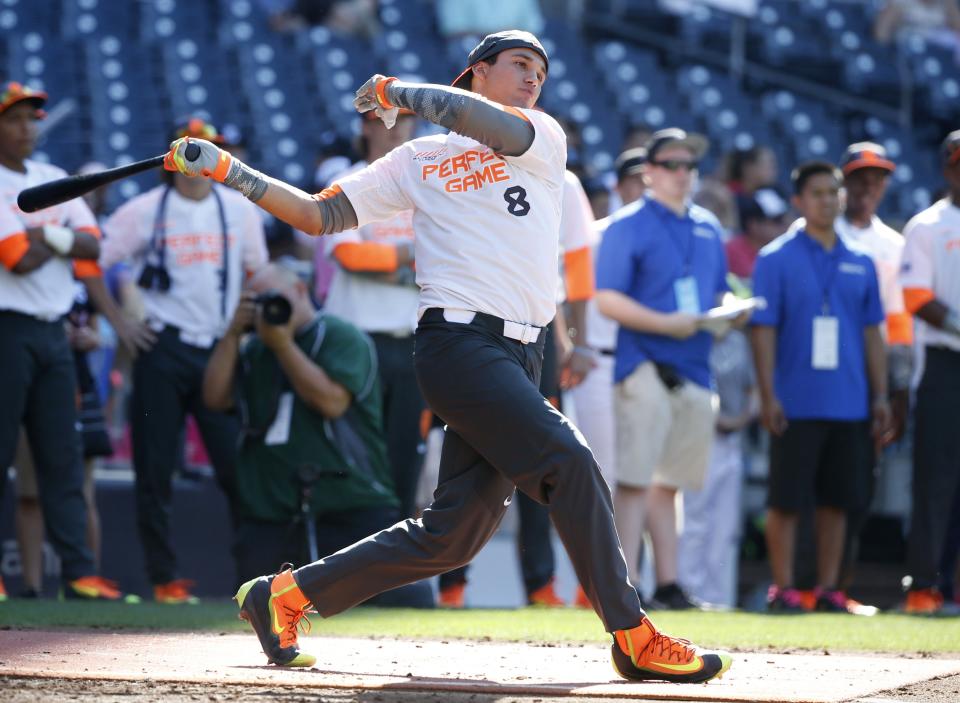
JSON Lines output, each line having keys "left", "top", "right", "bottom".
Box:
{"left": 294, "top": 308, "right": 644, "bottom": 632}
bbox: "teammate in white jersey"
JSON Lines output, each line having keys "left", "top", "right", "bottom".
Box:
{"left": 323, "top": 109, "right": 424, "bottom": 518}
{"left": 164, "top": 30, "right": 731, "bottom": 683}
{"left": 0, "top": 81, "right": 133, "bottom": 601}
{"left": 898, "top": 130, "right": 960, "bottom": 615}
{"left": 101, "top": 117, "right": 268, "bottom": 605}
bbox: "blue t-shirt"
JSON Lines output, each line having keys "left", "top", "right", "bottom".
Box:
{"left": 596, "top": 198, "right": 728, "bottom": 387}
{"left": 750, "top": 228, "right": 884, "bottom": 421}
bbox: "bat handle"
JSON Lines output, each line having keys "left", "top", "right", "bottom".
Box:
{"left": 184, "top": 143, "right": 201, "bottom": 162}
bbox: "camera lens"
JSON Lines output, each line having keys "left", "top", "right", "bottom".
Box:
{"left": 259, "top": 291, "right": 292, "bottom": 325}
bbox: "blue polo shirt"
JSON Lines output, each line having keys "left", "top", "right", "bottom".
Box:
{"left": 750, "top": 228, "right": 884, "bottom": 421}
{"left": 596, "top": 198, "right": 728, "bottom": 388}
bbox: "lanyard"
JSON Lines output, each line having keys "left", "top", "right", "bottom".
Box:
{"left": 803, "top": 232, "right": 841, "bottom": 315}
{"left": 148, "top": 186, "right": 230, "bottom": 321}
{"left": 653, "top": 202, "right": 694, "bottom": 277}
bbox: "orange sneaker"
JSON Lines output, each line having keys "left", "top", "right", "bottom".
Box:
{"left": 528, "top": 579, "right": 565, "bottom": 607}
{"left": 903, "top": 588, "right": 944, "bottom": 615}
{"left": 612, "top": 617, "right": 732, "bottom": 683}
{"left": 0, "top": 575, "right": 7, "bottom": 602}
{"left": 63, "top": 575, "right": 139, "bottom": 602}
{"left": 573, "top": 585, "right": 591, "bottom": 609}
{"left": 154, "top": 579, "right": 200, "bottom": 605}
{"left": 235, "top": 564, "right": 316, "bottom": 667}
{"left": 438, "top": 582, "right": 466, "bottom": 608}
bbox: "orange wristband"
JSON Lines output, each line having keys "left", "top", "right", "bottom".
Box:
{"left": 375, "top": 77, "right": 398, "bottom": 109}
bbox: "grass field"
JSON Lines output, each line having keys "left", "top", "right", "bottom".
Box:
{"left": 2, "top": 601, "right": 958, "bottom": 654}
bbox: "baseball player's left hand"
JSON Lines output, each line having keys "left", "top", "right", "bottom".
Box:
{"left": 354, "top": 74, "right": 399, "bottom": 129}
{"left": 164, "top": 137, "right": 233, "bottom": 181}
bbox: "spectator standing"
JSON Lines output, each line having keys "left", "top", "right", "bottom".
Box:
{"left": 724, "top": 187, "right": 789, "bottom": 280}
{"left": 99, "top": 118, "right": 268, "bottom": 604}
{"left": 834, "top": 143, "right": 912, "bottom": 609}
{"left": 0, "top": 81, "right": 130, "bottom": 601}
{"left": 898, "top": 130, "right": 960, "bottom": 615}
{"left": 750, "top": 161, "right": 890, "bottom": 613}
{"left": 323, "top": 110, "right": 423, "bottom": 518}
{"left": 596, "top": 129, "right": 732, "bottom": 610}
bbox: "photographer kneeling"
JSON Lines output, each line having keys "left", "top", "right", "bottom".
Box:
{"left": 204, "top": 263, "right": 432, "bottom": 606}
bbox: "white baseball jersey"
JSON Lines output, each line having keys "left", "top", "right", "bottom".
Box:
{"left": 100, "top": 184, "right": 267, "bottom": 339}
{"left": 324, "top": 160, "right": 419, "bottom": 334}
{"left": 835, "top": 214, "right": 910, "bottom": 344}
{"left": 584, "top": 215, "right": 619, "bottom": 351}
{"left": 335, "top": 108, "right": 566, "bottom": 327}
{"left": 0, "top": 160, "right": 100, "bottom": 318}
{"left": 900, "top": 198, "right": 960, "bottom": 352}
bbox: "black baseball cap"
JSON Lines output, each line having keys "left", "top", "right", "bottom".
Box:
{"left": 738, "top": 187, "right": 788, "bottom": 226}
{"left": 645, "top": 128, "right": 709, "bottom": 163}
{"left": 0, "top": 81, "right": 47, "bottom": 117}
{"left": 451, "top": 30, "right": 549, "bottom": 92}
{"left": 941, "top": 129, "right": 960, "bottom": 167}
{"left": 614, "top": 147, "right": 647, "bottom": 180}
{"left": 840, "top": 141, "right": 896, "bottom": 175}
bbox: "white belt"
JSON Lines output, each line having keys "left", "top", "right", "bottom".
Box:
{"left": 438, "top": 308, "right": 543, "bottom": 345}
{"left": 147, "top": 320, "right": 216, "bottom": 349}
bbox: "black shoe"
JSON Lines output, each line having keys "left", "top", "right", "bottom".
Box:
{"left": 19, "top": 588, "right": 40, "bottom": 599}
{"left": 814, "top": 588, "right": 850, "bottom": 613}
{"left": 648, "top": 583, "right": 702, "bottom": 610}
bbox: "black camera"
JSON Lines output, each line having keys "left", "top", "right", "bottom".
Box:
{"left": 256, "top": 290, "right": 292, "bottom": 325}
{"left": 137, "top": 264, "right": 171, "bottom": 292}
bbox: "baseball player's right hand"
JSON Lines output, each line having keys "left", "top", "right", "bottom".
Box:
{"left": 164, "top": 137, "right": 233, "bottom": 182}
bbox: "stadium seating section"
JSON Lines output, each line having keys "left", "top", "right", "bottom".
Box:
{"left": 0, "top": 0, "right": 954, "bottom": 223}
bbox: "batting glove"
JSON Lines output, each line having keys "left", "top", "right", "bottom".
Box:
{"left": 164, "top": 137, "right": 233, "bottom": 182}
{"left": 354, "top": 74, "right": 400, "bottom": 129}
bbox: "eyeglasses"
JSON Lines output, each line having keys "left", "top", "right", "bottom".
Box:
{"left": 650, "top": 159, "right": 698, "bottom": 172}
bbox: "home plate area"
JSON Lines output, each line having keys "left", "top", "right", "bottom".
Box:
{"left": 1, "top": 630, "right": 958, "bottom": 702}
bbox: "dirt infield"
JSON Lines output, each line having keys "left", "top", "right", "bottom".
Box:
{"left": 1, "top": 630, "right": 959, "bottom": 702}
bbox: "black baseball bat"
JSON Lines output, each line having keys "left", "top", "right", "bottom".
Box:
{"left": 17, "top": 142, "right": 202, "bottom": 213}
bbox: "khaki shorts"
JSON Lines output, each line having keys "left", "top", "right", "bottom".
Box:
{"left": 615, "top": 362, "right": 716, "bottom": 490}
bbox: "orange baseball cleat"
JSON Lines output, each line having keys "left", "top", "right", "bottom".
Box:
{"left": 612, "top": 617, "right": 732, "bottom": 683}
{"left": 235, "top": 565, "right": 316, "bottom": 667}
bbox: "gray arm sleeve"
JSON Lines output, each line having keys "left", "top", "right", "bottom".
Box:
{"left": 386, "top": 81, "right": 534, "bottom": 156}
{"left": 313, "top": 189, "right": 359, "bottom": 235}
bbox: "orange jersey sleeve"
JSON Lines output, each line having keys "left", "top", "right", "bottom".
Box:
{"left": 903, "top": 287, "right": 935, "bottom": 314}
{"left": 563, "top": 246, "right": 595, "bottom": 302}
{"left": 332, "top": 241, "right": 399, "bottom": 273}
{"left": 0, "top": 231, "right": 29, "bottom": 271}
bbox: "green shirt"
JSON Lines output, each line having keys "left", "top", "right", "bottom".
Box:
{"left": 235, "top": 312, "right": 399, "bottom": 522}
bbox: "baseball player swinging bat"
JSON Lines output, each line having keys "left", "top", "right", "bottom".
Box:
{"left": 17, "top": 142, "right": 201, "bottom": 213}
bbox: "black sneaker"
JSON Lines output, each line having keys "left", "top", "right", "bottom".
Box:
{"left": 814, "top": 588, "right": 851, "bottom": 613}
{"left": 648, "top": 583, "right": 702, "bottom": 610}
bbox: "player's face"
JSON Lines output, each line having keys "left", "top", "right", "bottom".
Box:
{"left": 0, "top": 102, "right": 39, "bottom": 163}
{"left": 643, "top": 145, "right": 697, "bottom": 203}
{"left": 843, "top": 167, "right": 889, "bottom": 219}
{"left": 480, "top": 49, "right": 545, "bottom": 109}
{"left": 793, "top": 172, "right": 841, "bottom": 229}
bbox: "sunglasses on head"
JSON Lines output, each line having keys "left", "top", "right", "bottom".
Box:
{"left": 650, "top": 159, "right": 698, "bottom": 172}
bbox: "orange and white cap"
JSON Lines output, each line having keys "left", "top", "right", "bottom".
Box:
{"left": 0, "top": 81, "right": 47, "bottom": 118}
{"left": 840, "top": 142, "right": 896, "bottom": 175}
